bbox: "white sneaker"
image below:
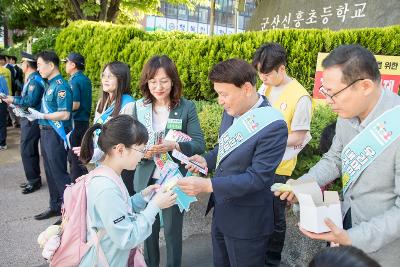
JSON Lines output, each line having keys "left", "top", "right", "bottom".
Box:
{"left": 0, "top": 145, "right": 7, "bottom": 151}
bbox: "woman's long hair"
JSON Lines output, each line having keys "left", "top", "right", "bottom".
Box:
{"left": 97, "top": 61, "right": 131, "bottom": 117}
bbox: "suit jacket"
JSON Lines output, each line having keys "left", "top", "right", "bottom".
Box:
{"left": 300, "top": 90, "right": 400, "bottom": 267}
{"left": 205, "top": 99, "right": 288, "bottom": 239}
{"left": 133, "top": 97, "right": 205, "bottom": 192}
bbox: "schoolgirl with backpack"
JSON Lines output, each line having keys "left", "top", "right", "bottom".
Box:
{"left": 39, "top": 115, "right": 177, "bottom": 266}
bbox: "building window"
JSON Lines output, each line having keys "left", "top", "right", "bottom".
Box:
{"left": 226, "top": 0, "right": 234, "bottom": 12}
{"left": 188, "top": 9, "right": 198, "bottom": 22}
{"left": 149, "top": 0, "right": 256, "bottom": 33}
{"left": 159, "top": 1, "right": 166, "bottom": 14}
{"left": 244, "top": 17, "right": 251, "bottom": 29}
{"left": 216, "top": 11, "right": 227, "bottom": 26}
{"left": 238, "top": 15, "right": 245, "bottom": 29}
{"left": 198, "top": 8, "right": 209, "bottom": 24}
{"left": 178, "top": 5, "right": 188, "bottom": 20}
{"left": 165, "top": 3, "right": 178, "bottom": 19}
{"left": 226, "top": 13, "right": 235, "bottom": 28}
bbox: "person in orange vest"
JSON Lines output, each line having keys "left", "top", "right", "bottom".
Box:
{"left": 252, "top": 42, "right": 312, "bottom": 267}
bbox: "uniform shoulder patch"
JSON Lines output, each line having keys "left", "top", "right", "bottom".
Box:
{"left": 28, "top": 84, "right": 35, "bottom": 91}
{"left": 58, "top": 90, "right": 66, "bottom": 99}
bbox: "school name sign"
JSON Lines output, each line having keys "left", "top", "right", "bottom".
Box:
{"left": 247, "top": 0, "right": 400, "bottom": 31}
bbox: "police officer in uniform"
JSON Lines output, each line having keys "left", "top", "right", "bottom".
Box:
{"left": 3, "top": 52, "right": 45, "bottom": 194}
{"left": 63, "top": 52, "right": 92, "bottom": 182}
{"left": 20, "top": 51, "right": 73, "bottom": 220}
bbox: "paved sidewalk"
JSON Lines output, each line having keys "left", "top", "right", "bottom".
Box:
{"left": 0, "top": 127, "right": 324, "bottom": 267}
{"left": 0, "top": 127, "right": 214, "bottom": 267}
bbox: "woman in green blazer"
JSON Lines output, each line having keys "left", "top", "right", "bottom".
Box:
{"left": 133, "top": 55, "right": 205, "bottom": 267}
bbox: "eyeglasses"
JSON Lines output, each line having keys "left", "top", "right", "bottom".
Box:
{"left": 148, "top": 79, "right": 171, "bottom": 87}
{"left": 101, "top": 73, "right": 117, "bottom": 80}
{"left": 319, "top": 78, "right": 365, "bottom": 101}
{"left": 128, "top": 146, "right": 147, "bottom": 155}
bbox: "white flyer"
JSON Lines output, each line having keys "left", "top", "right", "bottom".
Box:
{"left": 172, "top": 149, "right": 208, "bottom": 175}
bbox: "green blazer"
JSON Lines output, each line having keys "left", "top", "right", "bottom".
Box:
{"left": 133, "top": 97, "right": 205, "bottom": 192}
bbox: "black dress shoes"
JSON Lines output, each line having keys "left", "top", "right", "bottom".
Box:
{"left": 22, "top": 183, "right": 42, "bottom": 194}
{"left": 34, "top": 209, "right": 61, "bottom": 220}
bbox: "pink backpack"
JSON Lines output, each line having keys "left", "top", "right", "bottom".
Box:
{"left": 48, "top": 165, "right": 146, "bottom": 267}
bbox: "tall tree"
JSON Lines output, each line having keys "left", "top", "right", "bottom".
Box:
{"left": 69, "top": 0, "right": 208, "bottom": 22}
{"left": 209, "top": 0, "right": 215, "bottom": 36}
{"left": 1, "top": 0, "right": 208, "bottom": 29}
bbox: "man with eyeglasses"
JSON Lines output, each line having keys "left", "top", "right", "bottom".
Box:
{"left": 275, "top": 44, "right": 400, "bottom": 267}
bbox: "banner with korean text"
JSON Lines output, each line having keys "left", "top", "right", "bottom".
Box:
{"left": 313, "top": 53, "right": 400, "bottom": 102}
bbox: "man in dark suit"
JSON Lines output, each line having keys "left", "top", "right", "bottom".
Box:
{"left": 1, "top": 55, "right": 19, "bottom": 127}
{"left": 9, "top": 55, "right": 24, "bottom": 95}
{"left": 178, "top": 58, "right": 288, "bottom": 267}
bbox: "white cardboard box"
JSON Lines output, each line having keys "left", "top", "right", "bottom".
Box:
{"left": 291, "top": 179, "right": 343, "bottom": 233}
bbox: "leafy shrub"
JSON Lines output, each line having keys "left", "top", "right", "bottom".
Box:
{"left": 54, "top": 22, "right": 400, "bottom": 100}
{"left": 31, "top": 28, "right": 61, "bottom": 54}
{"left": 196, "top": 101, "right": 223, "bottom": 151}
{"left": 3, "top": 27, "right": 61, "bottom": 58}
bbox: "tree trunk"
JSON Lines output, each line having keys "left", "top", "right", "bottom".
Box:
{"left": 98, "top": 0, "right": 108, "bottom": 21}
{"left": 209, "top": 0, "right": 216, "bottom": 36}
{"left": 3, "top": 15, "right": 9, "bottom": 48}
{"left": 106, "top": 0, "right": 121, "bottom": 22}
{"left": 70, "top": 0, "right": 85, "bottom": 20}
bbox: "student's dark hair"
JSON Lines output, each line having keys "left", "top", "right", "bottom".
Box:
{"left": 140, "top": 55, "right": 182, "bottom": 109}
{"left": 252, "top": 42, "right": 287, "bottom": 74}
{"left": 319, "top": 121, "right": 337, "bottom": 154}
{"left": 10, "top": 56, "right": 17, "bottom": 62}
{"left": 209, "top": 58, "right": 257, "bottom": 87}
{"left": 73, "top": 62, "right": 84, "bottom": 71}
{"left": 97, "top": 61, "right": 131, "bottom": 118}
{"left": 322, "top": 44, "right": 381, "bottom": 84}
{"left": 309, "top": 246, "right": 381, "bottom": 267}
{"left": 0, "top": 55, "right": 6, "bottom": 61}
{"left": 80, "top": 115, "right": 148, "bottom": 164}
{"left": 36, "top": 51, "right": 60, "bottom": 68}
{"left": 27, "top": 60, "right": 38, "bottom": 70}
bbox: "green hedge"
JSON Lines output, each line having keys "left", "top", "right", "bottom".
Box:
{"left": 195, "top": 100, "right": 224, "bottom": 151}
{"left": 55, "top": 21, "right": 204, "bottom": 89}
{"left": 55, "top": 22, "right": 400, "bottom": 101}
